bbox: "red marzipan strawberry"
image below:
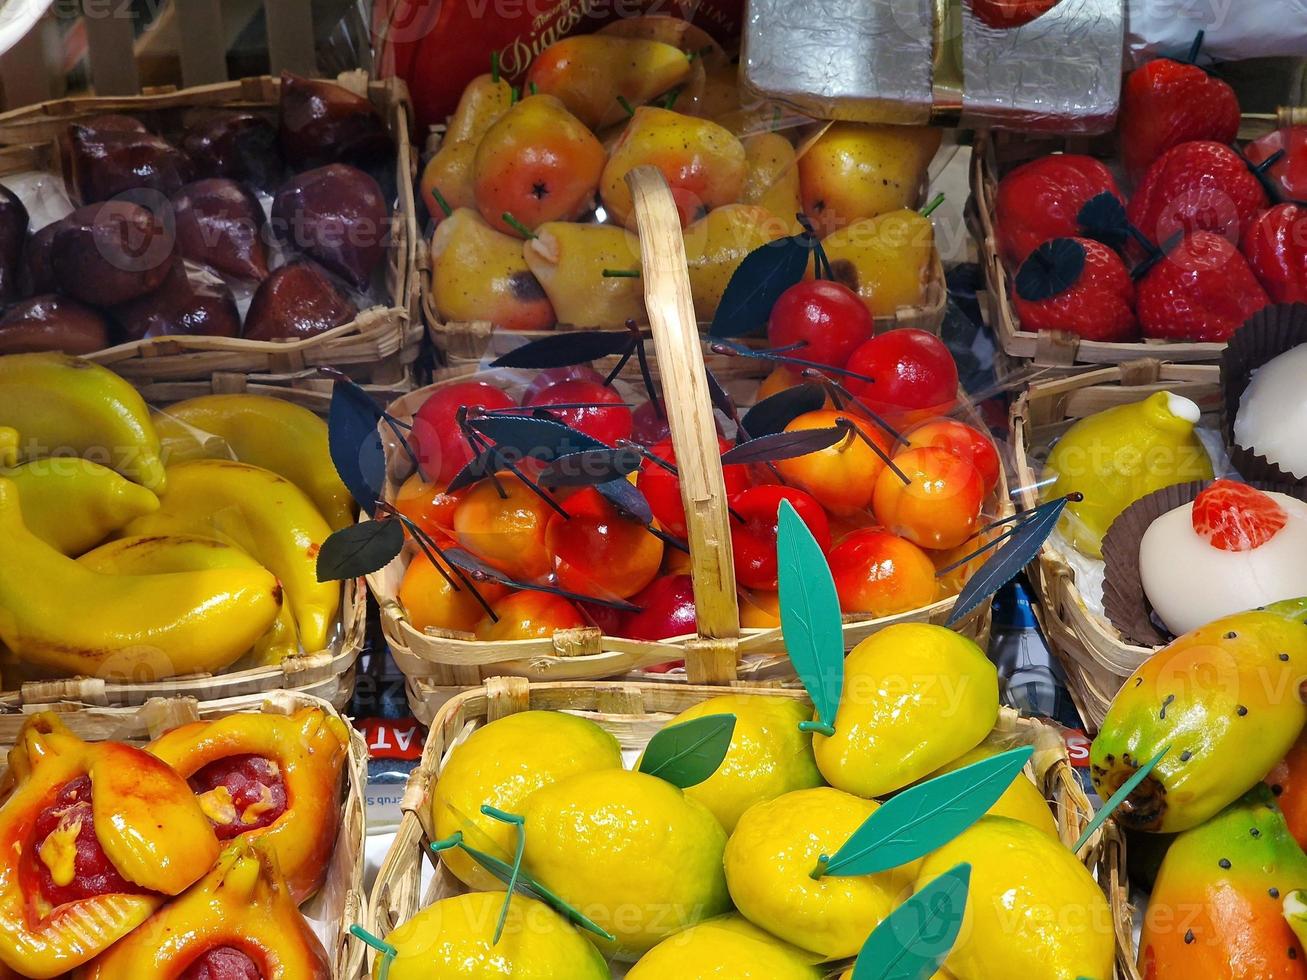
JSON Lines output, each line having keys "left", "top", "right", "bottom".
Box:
{"left": 1137, "top": 231, "right": 1270, "bottom": 342}
{"left": 1242, "top": 203, "right": 1307, "bottom": 304}
{"left": 1128, "top": 141, "right": 1269, "bottom": 252}
{"left": 1246, "top": 126, "right": 1307, "bottom": 201}
{"left": 1012, "top": 237, "right": 1138, "bottom": 342}
{"left": 1120, "top": 53, "right": 1241, "bottom": 183}
{"left": 994, "top": 155, "right": 1124, "bottom": 266}
{"left": 968, "top": 0, "right": 1061, "bottom": 29}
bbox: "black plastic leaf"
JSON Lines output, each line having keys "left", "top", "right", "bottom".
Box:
{"left": 720, "top": 426, "right": 846, "bottom": 465}
{"left": 596, "top": 477, "right": 654, "bottom": 525}
{"left": 740, "top": 383, "right": 827, "bottom": 439}
{"left": 468, "top": 414, "right": 607, "bottom": 463}
{"left": 443, "top": 547, "right": 641, "bottom": 611}
{"left": 489, "top": 331, "right": 635, "bottom": 369}
{"left": 446, "top": 448, "right": 500, "bottom": 493}
{"left": 1014, "top": 238, "right": 1086, "bottom": 303}
{"left": 316, "top": 518, "right": 403, "bottom": 581}
{"left": 704, "top": 366, "right": 737, "bottom": 419}
{"left": 327, "top": 378, "right": 386, "bottom": 516}
{"left": 538, "top": 448, "right": 643, "bottom": 486}
{"left": 946, "top": 497, "right": 1070, "bottom": 626}
{"left": 708, "top": 235, "right": 812, "bottom": 337}
{"left": 1077, "top": 191, "right": 1129, "bottom": 252}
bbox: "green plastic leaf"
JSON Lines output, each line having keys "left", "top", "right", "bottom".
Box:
{"left": 1074, "top": 744, "right": 1170, "bottom": 852}
{"left": 776, "top": 498, "right": 843, "bottom": 732}
{"left": 316, "top": 518, "right": 404, "bottom": 581}
{"left": 638, "top": 714, "right": 737, "bottom": 788}
{"left": 852, "top": 863, "right": 971, "bottom": 980}
{"left": 820, "top": 747, "right": 1034, "bottom": 877}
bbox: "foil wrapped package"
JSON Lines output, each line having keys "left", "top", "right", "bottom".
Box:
{"left": 743, "top": 0, "right": 1125, "bottom": 134}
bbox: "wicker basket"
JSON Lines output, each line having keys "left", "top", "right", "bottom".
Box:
{"left": 0, "top": 379, "right": 366, "bottom": 712}
{"left": 0, "top": 689, "right": 370, "bottom": 979}
{"left": 1009, "top": 359, "right": 1224, "bottom": 730}
{"left": 0, "top": 71, "right": 423, "bottom": 396}
{"left": 970, "top": 109, "right": 1293, "bottom": 372}
{"left": 369, "top": 167, "right": 1005, "bottom": 723}
{"left": 365, "top": 676, "right": 1134, "bottom": 978}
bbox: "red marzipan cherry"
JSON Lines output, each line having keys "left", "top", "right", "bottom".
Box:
{"left": 638, "top": 437, "right": 753, "bottom": 539}
{"left": 522, "top": 378, "right": 633, "bottom": 446}
{"left": 620, "top": 574, "right": 697, "bottom": 642}
{"left": 843, "top": 329, "right": 958, "bottom": 423}
{"left": 410, "top": 381, "right": 517, "bottom": 485}
{"left": 767, "top": 279, "right": 875, "bottom": 370}
{"left": 730, "top": 484, "right": 831, "bottom": 591}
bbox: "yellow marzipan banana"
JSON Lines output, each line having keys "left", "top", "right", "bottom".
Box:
{"left": 153, "top": 395, "right": 354, "bottom": 530}
{"left": 126, "top": 460, "right": 339, "bottom": 652}
{"left": 0, "top": 427, "right": 16, "bottom": 468}
{"left": 5, "top": 457, "right": 160, "bottom": 555}
{"left": 0, "top": 478, "right": 281, "bottom": 680}
{"left": 0, "top": 353, "right": 165, "bottom": 491}
{"left": 79, "top": 535, "right": 299, "bottom": 668}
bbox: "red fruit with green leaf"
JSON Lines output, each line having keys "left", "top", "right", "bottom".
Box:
{"left": 410, "top": 380, "right": 517, "bottom": 485}
{"left": 1120, "top": 46, "right": 1241, "bottom": 183}
{"left": 1127, "top": 141, "right": 1269, "bottom": 251}
{"left": 994, "top": 155, "right": 1123, "bottom": 266}
{"left": 766, "top": 279, "right": 875, "bottom": 370}
{"left": 1136, "top": 231, "right": 1270, "bottom": 342}
{"left": 1141, "top": 786, "right": 1307, "bottom": 980}
{"left": 1012, "top": 237, "right": 1138, "bottom": 342}
{"left": 1242, "top": 203, "right": 1307, "bottom": 304}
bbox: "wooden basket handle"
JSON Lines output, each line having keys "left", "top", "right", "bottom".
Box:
{"left": 626, "top": 166, "right": 741, "bottom": 683}
{"left": 1278, "top": 106, "right": 1307, "bottom": 128}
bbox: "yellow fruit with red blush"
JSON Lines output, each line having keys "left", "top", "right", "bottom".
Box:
{"left": 476, "top": 590, "right": 587, "bottom": 641}
{"left": 545, "top": 487, "right": 665, "bottom": 600}
{"left": 873, "top": 446, "right": 985, "bottom": 550}
{"left": 899, "top": 418, "right": 1001, "bottom": 495}
{"left": 829, "top": 527, "right": 940, "bottom": 617}
{"left": 773, "top": 409, "right": 892, "bottom": 516}
{"left": 398, "top": 555, "right": 506, "bottom": 635}
{"left": 452, "top": 473, "right": 555, "bottom": 582}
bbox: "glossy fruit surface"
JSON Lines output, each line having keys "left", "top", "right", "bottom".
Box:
{"left": 1013, "top": 237, "right": 1138, "bottom": 343}
{"left": 767, "top": 279, "right": 875, "bottom": 368}
{"left": 1120, "top": 56, "right": 1241, "bottom": 182}
{"left": 546, "top": 486, "right": 663, "bottom": 599}
{"left": 873, "top": 445, "right": 985, "bottom": 550}
{"left": 522, "top": 378, "right": 632, "bottom": 446}
{"left": 829, "top": 528, "right": 939, "bottom": 616}
{"left": 620, "top": 574, "right": 696, "bottom": 641}
{"left": 271, "top": 163, "right": 389, "bottom": 288}
{"left": 773, "top": 410, "right": 890, "bottom": 516}
{"left": 429, "top": 208, "right": 556, "bottom": 330}
{"left": 453, "top": 473, "right": 555, "bottom": 582}
{"left": 843, "top": 328, "right": 958, "bottom": 424}
{"left": 1246, "top": 125, "right": 1307, "bottom": 201}
{"left": 1137, "top": 231, "right": 1271, "bottom": 342}
{"left": 1243, "top": 202, "right": 1307, "bottom": 304}
{"left": 1191, "top": 479, "right": 1287, "bottom": 551}
{"left": 242, "top": 260, "right": 357, "bottom": 341}
{"left": 1128, "top": 140, "right": 1268, "bottom": 248}
{"left": 638, "top": 436, "right": 752, "bottom": 538}
{"left": 399, "top": 555, "right": 502, "bottom": 635}
{"left": 627, "top": 914, "right": 821, "bottom": 980}
{"left": 994, "top": 154, "right": 1122, "bottom": 266}
{"left": 410, "top": 381, "right": 517, "bottom": 485}
{"left": 899, "top": 418, "right": 1001, "bottom": 494}
{"left": 475, "top": 591, "right": 587, "bottom": 642}
{"left": 730, "top": 484, "right": 831, "bottom": 590}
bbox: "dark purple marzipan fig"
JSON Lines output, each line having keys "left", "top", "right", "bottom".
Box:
{"left": 0, "top": 294, "right": 110, "bottom": 355}
{"left": 172, "top": 178, "right": 270, "bottom": 282}
{"left": 111, "top": 259, "right": 241, "bottom": 342}
{"left": 23, "top": 219, "right": 62, "bottom": 295}
{"left": 271, "top": 163, "right": 389, "bottom": 289}
{"left": 50, "top": 201, "right": 174, "bottom": 306}
{"left": 242, "top": 260, "right": 358, "bottom": 341}
{"left": 182, "top": 111, "right": 283, "bottom": 191}
{"left": 66, "top": 124, "right": 194, "bottom": 204}
{"left": 76, "top": 114, "right": 149, "bottom": 134}
{"left": 278, "top": 72, "right": 393, "bottom": 171}
{"left": 0, "top": 185, "right": 29, "bottom": 305}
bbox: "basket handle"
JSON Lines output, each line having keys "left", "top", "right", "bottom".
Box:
{"left": 626, "top": 166, "right": 741, "bottom": 683}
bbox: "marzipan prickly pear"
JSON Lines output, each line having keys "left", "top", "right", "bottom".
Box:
{"left": 1141, "top": 786, "right": 1307, "bottom": 979}
{"left": 1091, "top": 599, "right": 1307, "bottom": 834}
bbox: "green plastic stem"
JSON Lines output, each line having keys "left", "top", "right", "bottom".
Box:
{"left": 798, "top": 720, "right": 836, "bottom": 737}
{"left": 491, "top": 50, "right": 501, "bottom": 83}
{"left": 501, "top": 213, "right": 537, "bottom": 239}
{"left": 602, "top": 268, "right": 641, "bottom": 278}
{"left": 808, "top": 855, "right": 830, "bottom": 881}
{"left": 920, "top": 193, "right": 946, "bottom": 218}
{"left": 349, "top": 926, "right": 397, "bottom": 980}
{"left": 429, "top": 184, "right": 453, "bottom": 218}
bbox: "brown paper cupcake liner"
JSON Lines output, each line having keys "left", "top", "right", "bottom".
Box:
{"left": 1221, "top": 303, "right": 1307, "bottom": 487}
{"left": 1100, "top": 479, "right": 1307, "bottom": 648}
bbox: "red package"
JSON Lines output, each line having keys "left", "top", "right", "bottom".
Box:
{"left": 373, "top": 0, "right": 746, "bottom": 131}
